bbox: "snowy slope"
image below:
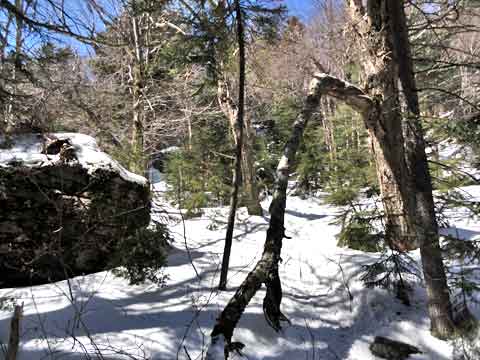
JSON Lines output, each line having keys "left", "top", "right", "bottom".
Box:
{"left": 1, "top": 177, "right": 479, "bottom": 359}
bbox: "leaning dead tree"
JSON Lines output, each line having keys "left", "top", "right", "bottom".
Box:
{"left": 206, "top": 73, "right": 342, "bottom": 359}
{"left": 207, "top": 2, "right": 459, "bottom": 349}
{"left": 208, "top": 60, "right": 456, "bottom": 357}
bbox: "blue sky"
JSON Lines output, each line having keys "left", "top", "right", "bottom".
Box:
{"left": 0, "top": 0, "right": 317, "bottom": 57}
{"left": 285, "top": 0, "right": 316, "bottom": 20}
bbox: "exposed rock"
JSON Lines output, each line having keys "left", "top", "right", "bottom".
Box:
{"left": 369, "top": 336, "right": 421, "bottom": 360}
{"left": 0, "top": 133, "right": 150, "bottom": 287}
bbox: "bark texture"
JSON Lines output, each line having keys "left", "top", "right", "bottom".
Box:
{"left": 387, "top": 0, "right": 456, "bottom": 337}
{"left": 344, "top": 0, "right": 456, "bottom": 338}
{"left": 242, "top": 115, "right": 263, "bottom": 216}
{"left": 347, "top": 0, "right": 419, "bottom": 252}
{"left": 214, "top": 0, "right": 262, "bottom": 216}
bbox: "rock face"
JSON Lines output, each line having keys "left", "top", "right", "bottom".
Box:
{"left": 369, "top": 336, "right": 421, "bottom": 360}
{"left": 0, "top": 133, "right": 150, "bottom": 287}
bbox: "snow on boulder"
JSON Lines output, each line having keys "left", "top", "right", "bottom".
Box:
{"left": 0, "top": 133, "right": 150, "bottom": 287}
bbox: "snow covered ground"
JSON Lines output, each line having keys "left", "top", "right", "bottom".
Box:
{"left": 1, "top": 175, "right": 480, "bottom": 359}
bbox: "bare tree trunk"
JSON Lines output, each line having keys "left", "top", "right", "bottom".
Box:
{"left": 345, "top": 0, "right": 456, "bottom": 338}
{"left": 218, "top": 0, "right": 246, "bottom": 291}
{"left": 218, "top": 81, "right": 262, "bottom": 216}
{"left": 5, "top": 0, "right": 23, "bottom": 132}
{"left": 388, "top": 0, "right": 456, "bottom": 338}
{"left": 242, "top": 114, "right": 263, "bottom": 215}
{"left": 213, "top": 1, "right": 262, "bottom": 217}
{"left": 303, "top": 64, "right": 455, "bottom": 338}
{"left": 346, "top": 0, "right": 419, "bottom": 252}
{"left": 6, "top": 305, "right": 22, "bottom": 360}
{"left": 130, "top": 4, "right": 145, "bottom": 174}
{"left": 321, "top": 97, "right": 336, "bottom": 164}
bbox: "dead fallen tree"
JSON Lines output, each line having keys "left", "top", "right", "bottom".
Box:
{"left": 206, "top": 73, "right": 344, "bottom": 359}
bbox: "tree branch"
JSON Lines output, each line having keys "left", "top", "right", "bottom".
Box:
{"left": 313, "top": 72, "right": 373, "bottom": 114}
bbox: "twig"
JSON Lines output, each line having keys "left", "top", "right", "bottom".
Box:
{"left": 177, "top": 198, "right": 201, "bottom": 281}
{"left": 174, "top": 166, "right": 201, "bottom": 280}
{"left": 326, "top": 256, "right": 354, "bottom": 312}
{"left": 428, "top": 159, "right": 479, "bottom": 183}
{"left": 184, "top": 346, "right": 193, "bottom": 360}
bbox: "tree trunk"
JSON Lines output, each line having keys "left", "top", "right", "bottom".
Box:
{"left": 130, "top": 5, "right": 145, "bottom": 174}
{"left": 213, "top": 1, "right": 262, "bottom": 217}
{"left": 346, "top": 0, "right": 456, "bottom": 338}
{"left": 218, "top": 0, "right": 246, "bottom": 291}
{"left": 242, "top": 115, "right": 263, "bottom": 215}
{"left": 387, "top": 0, "right": 456, "bottom": 338}
{"left": 207, "top": 75, "right": 324, "bottom": 359}
{"left": 346, "top": 0, "right": 419, "bottom": 252}
{"left": 321, "top": 97, "right": 337, "bottom": 164}
{"left": 218, "top": 82, "right": 262, "bottom": 216}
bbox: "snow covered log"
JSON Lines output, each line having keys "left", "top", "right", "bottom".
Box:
{"left": 0, "top": 133, "right": 150, "bottom": 287}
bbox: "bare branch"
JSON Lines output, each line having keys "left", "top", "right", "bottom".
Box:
{"left": 313, "top": 72, "right": 373, "bottom": 113}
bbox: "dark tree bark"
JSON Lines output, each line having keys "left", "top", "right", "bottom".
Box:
{"left": 388, "top": 0, "right": 457, "bottom": 338}
{"left": 213, "top": 0, "right": 262, "bottom": 218}
{"left": 218, "top": 0, "right": 246, "bottom": 291}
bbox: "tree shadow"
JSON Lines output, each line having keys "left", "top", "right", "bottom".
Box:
{"left": 0, "top": 233, "right": 453, "bottom": 360}
{"left": 440, "top": 226, "right": 480, "bottom": 240}
{"left": 285, "top": 209, "right": 328, "bottom": 221}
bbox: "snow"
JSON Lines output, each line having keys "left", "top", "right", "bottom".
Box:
{"left": 0, "top": 133, "right": 147, "bottom": 186}
{"left": 160, "top": 146, "right": 180, "bottom": 154}
{"left": 1, "top": 177, "right": 480, "bottom": 359}
{"left": 434, "top": 140, "right": 480, "bottom": 180}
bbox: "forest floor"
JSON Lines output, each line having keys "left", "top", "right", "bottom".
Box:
{"left": 1, "top": 174, "right": 480, "bottom": 359}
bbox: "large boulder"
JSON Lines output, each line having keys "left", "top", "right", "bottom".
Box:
{"left": 369, "top": 336, "right": 421, "bottom": 360}
{"left": 0, "top": 133, "right": 150, "bottom": 287}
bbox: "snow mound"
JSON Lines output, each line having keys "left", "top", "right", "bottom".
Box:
{"left": 0, "top": 133, "right": 147, "bottom": 185}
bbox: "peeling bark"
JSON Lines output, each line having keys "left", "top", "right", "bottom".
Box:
{"left": 347, "top": 0, "right": 420, "bottom": 252}
{"left": 343, "top": 0, "right": 456, "bottom": 338}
